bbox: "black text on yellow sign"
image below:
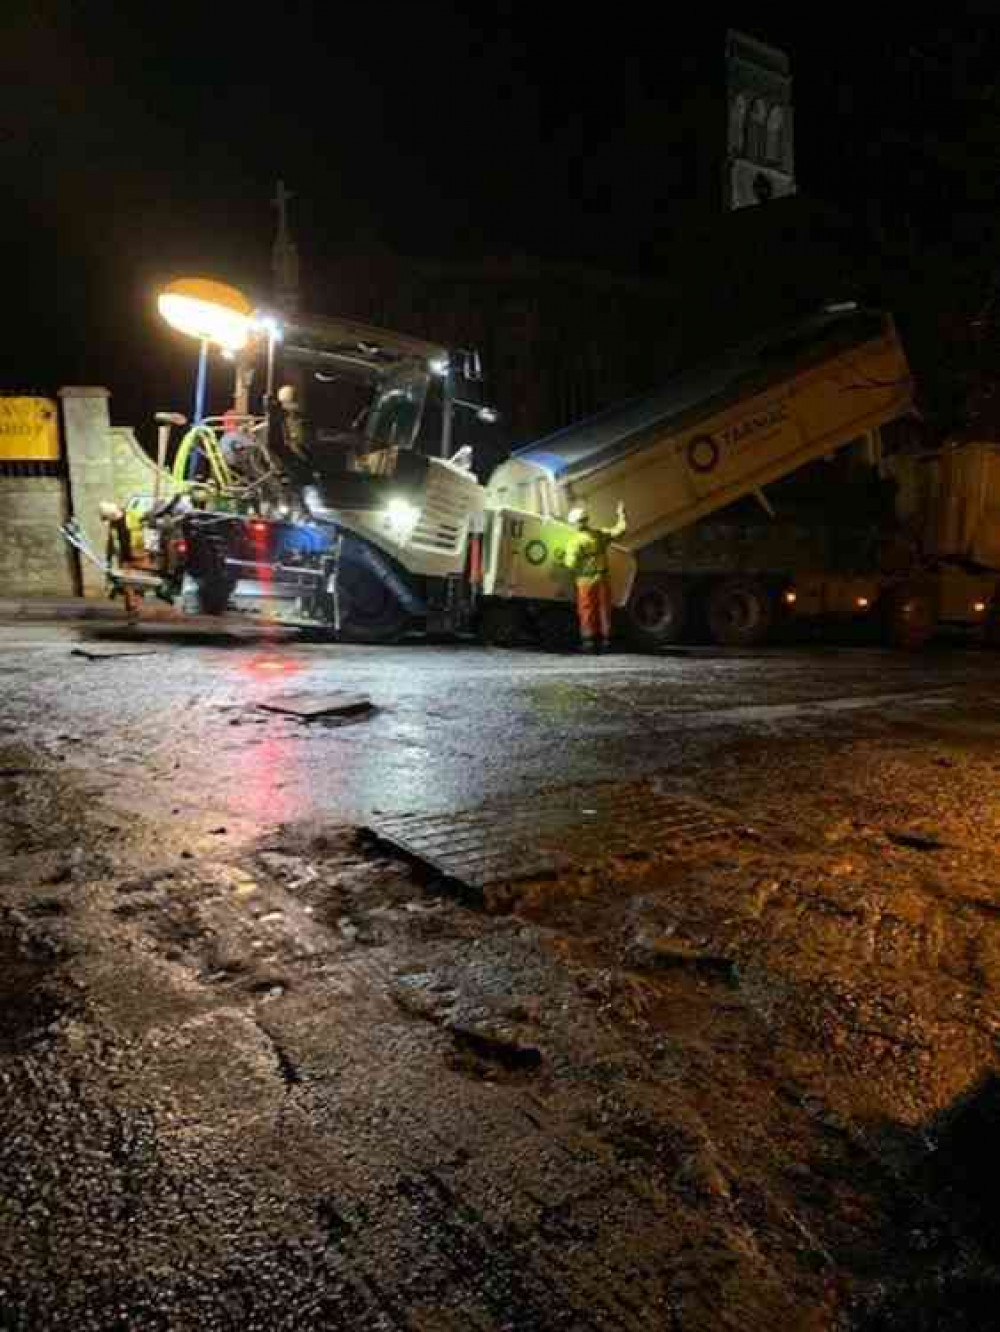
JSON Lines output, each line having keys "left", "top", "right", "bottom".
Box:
{"left": 0, "top": 398, "right": 60, "bottom": 462}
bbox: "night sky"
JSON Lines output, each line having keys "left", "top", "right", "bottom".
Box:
{"left": 5, "top": 2, "right": 1000, "bottom": 437}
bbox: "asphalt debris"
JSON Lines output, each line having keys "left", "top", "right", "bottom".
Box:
{"left": 256, "top": 691, "right": 374, "bottom": 721}
{"left": 886, "top": 829, "right": 948, "bottom": 852}
{"left": 70, "top": 645, "right": 162, "bottom": 660}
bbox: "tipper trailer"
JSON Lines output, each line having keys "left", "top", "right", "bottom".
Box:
{"left": 486, "top": 305, "right": 1000, "bottom": 648}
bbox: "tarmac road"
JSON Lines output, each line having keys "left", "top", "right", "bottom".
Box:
{"left": 2, "top": 619, "right": 1000, "bottom": 1330}
{"left": 2, "top": 620, "right": 1000, "bottom": 830}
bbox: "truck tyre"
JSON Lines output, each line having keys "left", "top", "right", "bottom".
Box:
{"left": 196, "top": 576, "right": 233, "bottom": 616}
{"left": 882, "top": 583, "right": 936, "bottom": 650}
{"left": 625, "top": 577, "right": 687, "bottom": 648}
{"left": 536, "top": 604, "right": 580, "bottom": 653}
{"left": 192, "top": 537, "right": 235, "bottom": 616}
{"left": 706, "top": 577, "right": 773, "bottom": 647}
{"left": 337, "top": 564, "right": 410, "bottom": 643}
{"left": 479, "top": 601, "right": 528, "bottom": 648}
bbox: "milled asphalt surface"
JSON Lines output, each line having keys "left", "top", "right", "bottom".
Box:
{"left": 3, "top": 618, "right": 1000, "bottom": 1330}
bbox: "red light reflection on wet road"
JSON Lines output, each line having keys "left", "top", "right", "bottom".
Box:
{"left": 241, "top": 654, "right": 304, "bottom": 679}
{"left": 224, "top": 732, "right": 328, "bottom": 823}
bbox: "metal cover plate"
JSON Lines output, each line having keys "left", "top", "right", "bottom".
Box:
{"left": 365, "top": 781, "right": 735, "bottom": 890}
{"left": 258, "top": 691, "right": 373, "bottom": 719}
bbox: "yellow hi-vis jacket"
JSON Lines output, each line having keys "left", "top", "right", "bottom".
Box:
{"left": 563, "top": 517, "right": 627, "bottom": 584}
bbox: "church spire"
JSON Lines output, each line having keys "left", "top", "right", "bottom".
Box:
{"left": 271, "top": 179, "right": 301, "bottom": 314}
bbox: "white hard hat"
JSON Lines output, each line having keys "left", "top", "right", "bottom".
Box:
{"left": 567, "top": 505, "right": 588, "bottom": 526}
{"left": 277, "top": 384, "right": 297, "bottom": 406}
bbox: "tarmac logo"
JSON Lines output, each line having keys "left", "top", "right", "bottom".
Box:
{"left": 686, "top": 434, "right": 720, "bottom": 474}
{"left": 717, "top": 401, "right": 789, "bottom": 450}
{"left": 686, "top": 401, "right": 790, "bottom": 475}
{"left": 524, "top": 539, "right": 548, "bottom": 566}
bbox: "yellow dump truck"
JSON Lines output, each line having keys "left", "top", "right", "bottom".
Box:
{"left": 485, "top": 305, "right": 1000, "bottom": 647}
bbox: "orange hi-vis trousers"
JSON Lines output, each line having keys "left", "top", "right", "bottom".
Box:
{"left": 575, "top": 577, "right": 612, "bottom": 645}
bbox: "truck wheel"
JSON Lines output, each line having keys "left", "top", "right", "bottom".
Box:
{"left": 626, "top": 577, "right": 687, "bottom": 648}
{"left": 536, "top": 604, "right": 580, "bottom": 653}
{"left": 192, "top": 537, "right": 235, "bottom": 616}
{"left": 337, "top": 565, "right": 410, "bottom": 643}
{"left": 196, "top": 576, "right": 234, "bottom": 616}
{"left": 707, "top": 577, "right": 773, "bottom": 647}
{"left": 882, "top": 584, "right": 936, "bottom": 650}
{"left": 479, "top": 601, "right": 528, "bottom": 648}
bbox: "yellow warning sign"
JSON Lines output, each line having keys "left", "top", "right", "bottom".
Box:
{"left": 0, "top": 397, "right": 60, "bottom": 462}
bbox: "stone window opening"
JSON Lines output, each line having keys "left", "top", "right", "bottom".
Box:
{"left": 766, "top": 106, "right": 785, "bottom": 165}
{"left": 729, "top": 93, "right": 748, "bottom": 154}
{"left": 748, "top": 99, "right": 768, "bottom": 159}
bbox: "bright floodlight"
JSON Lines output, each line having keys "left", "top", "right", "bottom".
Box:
{"left": 383, "top": 498, "right": 420, "bottom": 539}
{"left": 157, "top": 277, "right": 253, "bottom": 351}
{"left": 252, "top": 313, "right": 283, "bottom": 338}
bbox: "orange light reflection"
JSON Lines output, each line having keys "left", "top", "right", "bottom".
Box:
{"left": 242, "top": 653, "right": 304, "bottom": 678}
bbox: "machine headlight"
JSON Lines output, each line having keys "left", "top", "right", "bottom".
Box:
{"left": 384, "top": 499, "right": 420, "bottom": 539}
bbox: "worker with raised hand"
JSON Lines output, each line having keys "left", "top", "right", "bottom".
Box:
{"left": 563, "top": 500, "right": 627, "bottom": 652}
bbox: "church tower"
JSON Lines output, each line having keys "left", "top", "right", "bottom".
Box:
{"left": 724, "top": 30, "right": 796, "bottom": 210}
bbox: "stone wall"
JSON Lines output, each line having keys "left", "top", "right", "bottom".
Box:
{"left": 61, "top": 387, "right": 175, "bottom": 596}
{"left": 106, "top": 426, "right": 176, "bottom": 508}
{"left": 0, "top": 473, "right": 77, "bottom": 595}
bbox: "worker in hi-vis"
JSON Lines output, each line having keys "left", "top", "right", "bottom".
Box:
{"left": 563, "top": 501, "right": 627, "bottom": 652}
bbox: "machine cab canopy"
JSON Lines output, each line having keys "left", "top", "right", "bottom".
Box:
{"left": 276, "top": 312, "right": 488, "bottom": 463}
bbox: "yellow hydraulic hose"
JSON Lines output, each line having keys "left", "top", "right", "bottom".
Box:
{"left": 172, "top": 426, "right": 235, "bottom": 490}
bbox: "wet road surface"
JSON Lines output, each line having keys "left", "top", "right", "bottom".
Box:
{"left": 2, "top": 621, "right": 1000, "bottom": 829}
{"left": 2, "top": 619, "right": 1000, "bottom": 1330}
